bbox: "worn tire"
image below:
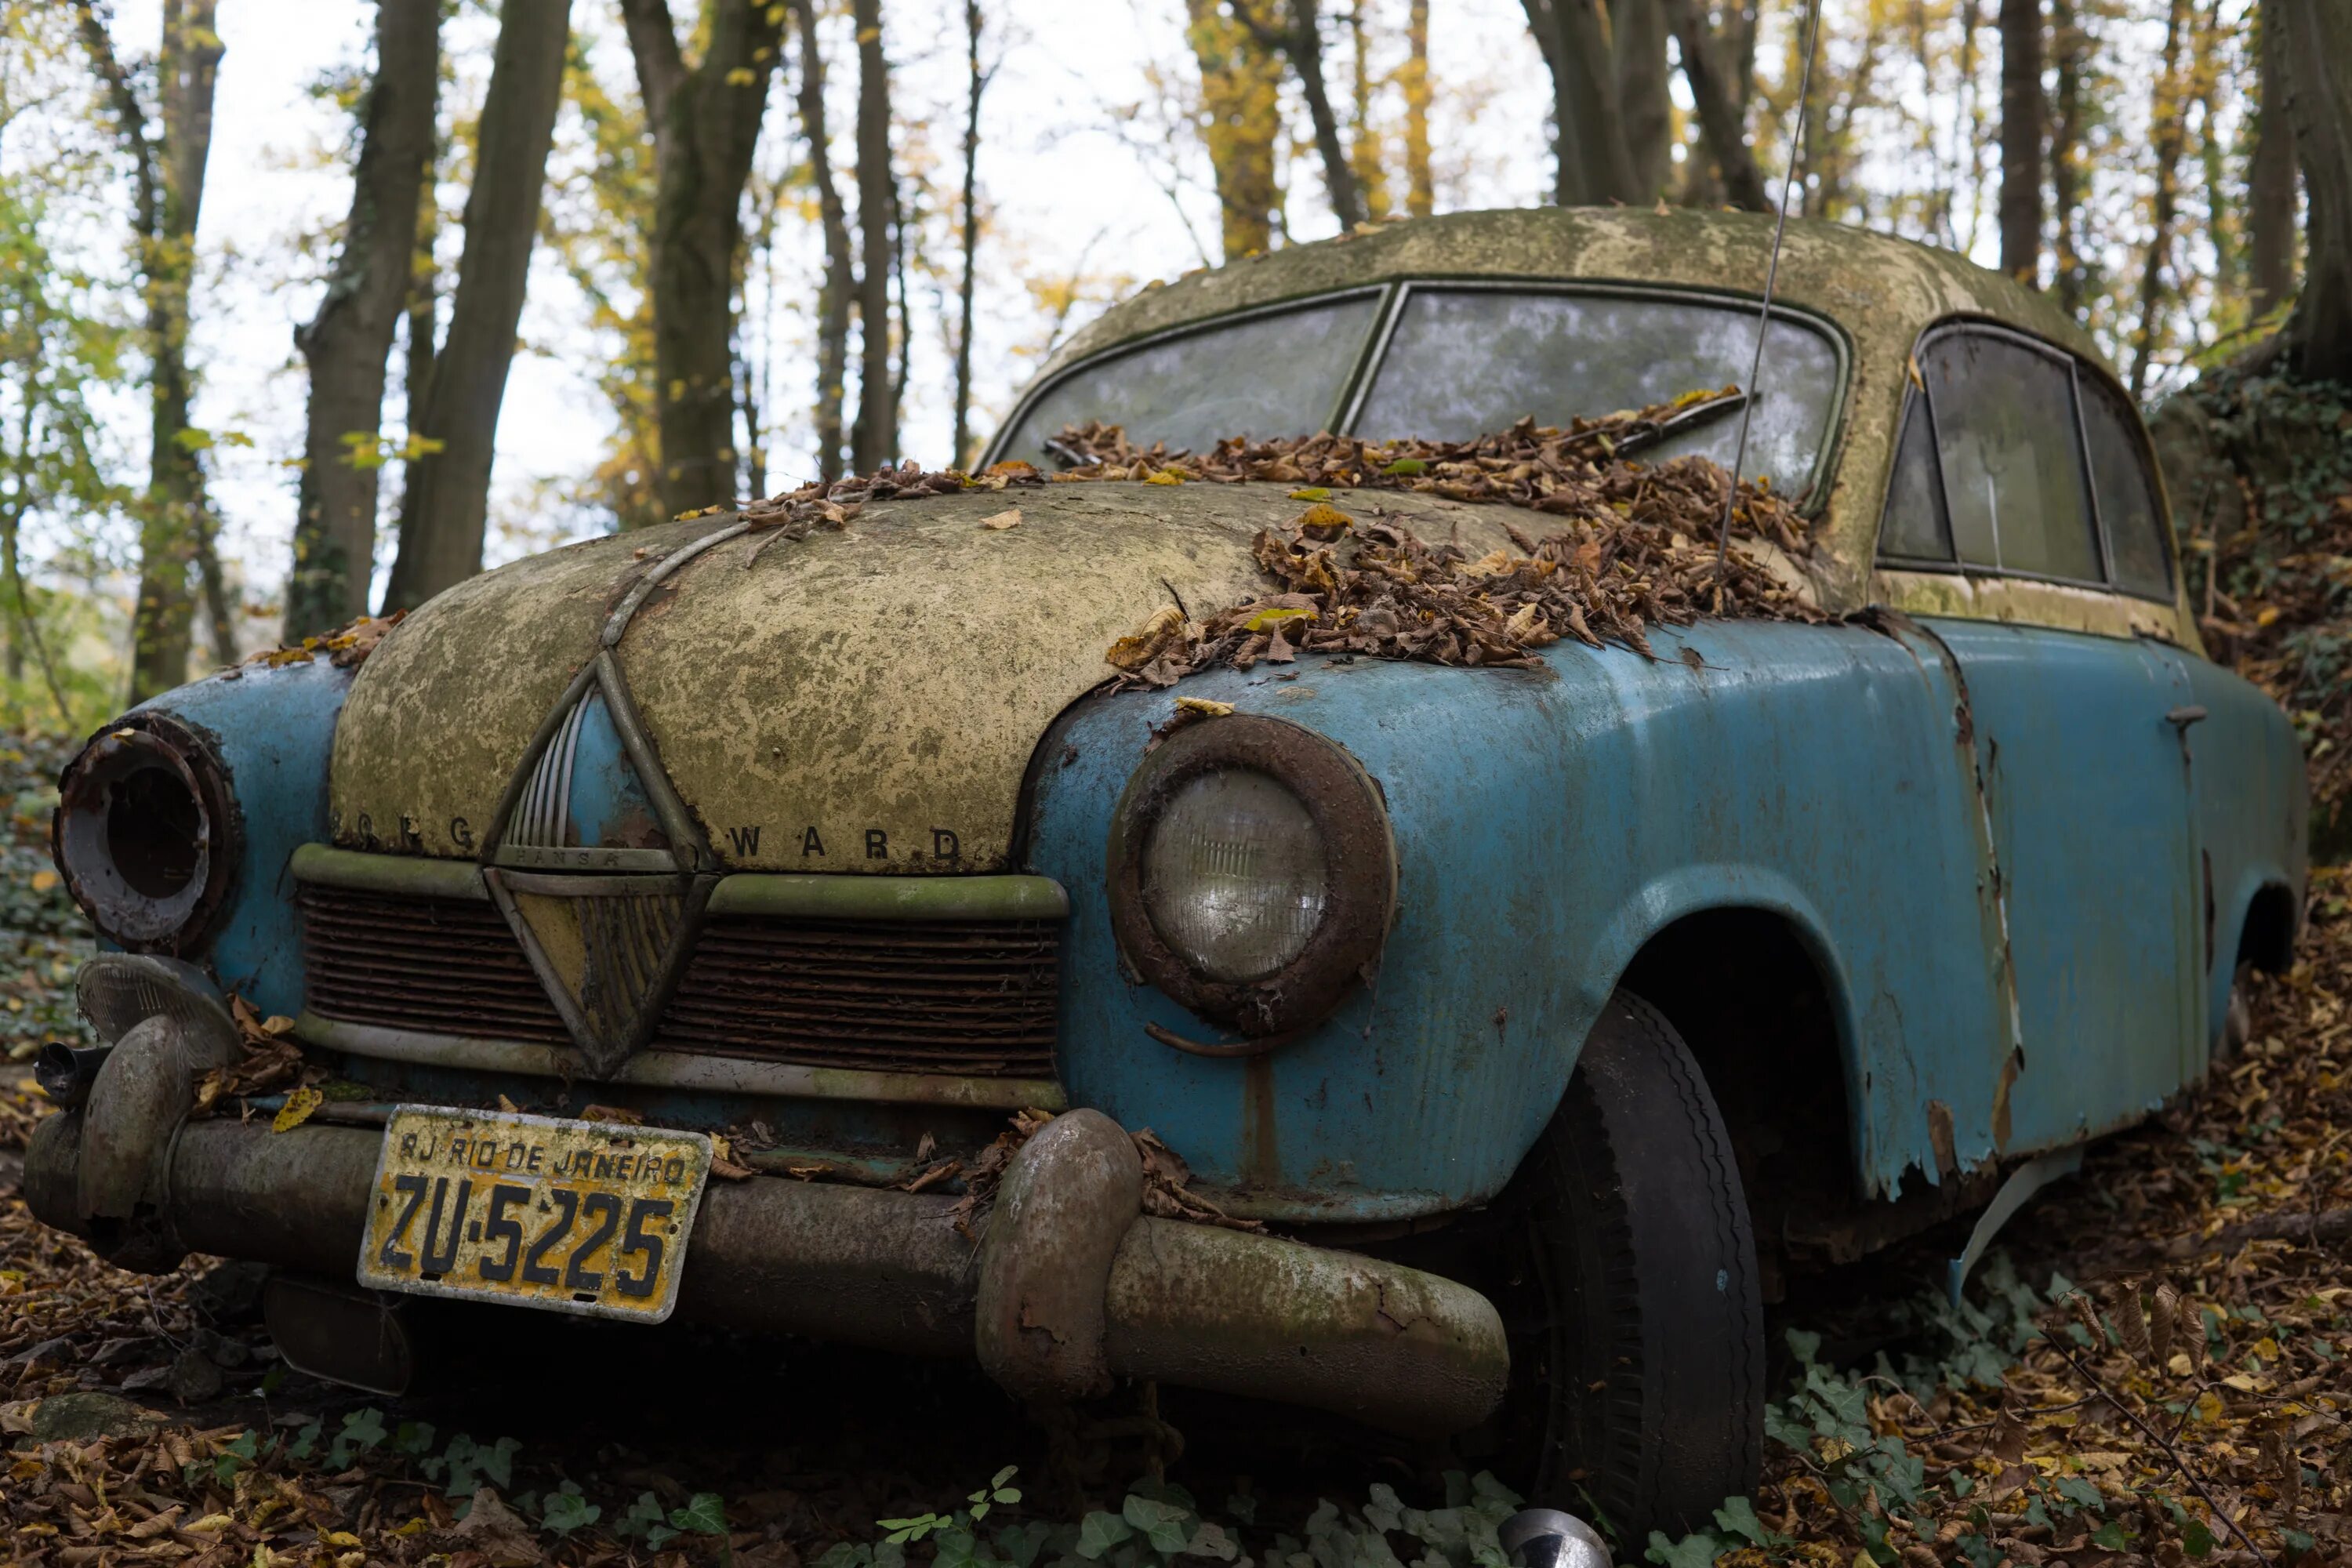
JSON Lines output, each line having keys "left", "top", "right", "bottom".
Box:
{"left": 1501, "top": 990, "right": 1763, "bottom": 1540}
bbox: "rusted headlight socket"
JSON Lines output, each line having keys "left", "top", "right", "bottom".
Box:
{"left": 1106, "top": 715, "right": 1395, "bottom": 1041}
{"left": 52, "top": 713, "right": 240, "bottom": 954}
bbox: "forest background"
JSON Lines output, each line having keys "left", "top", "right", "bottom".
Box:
{"left": 0, "top": 0, "right": 2343, "bottom": 723}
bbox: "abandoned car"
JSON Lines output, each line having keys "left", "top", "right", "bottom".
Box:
{"left": 29, "top": 209, "right": 2307, "bottom": 1538}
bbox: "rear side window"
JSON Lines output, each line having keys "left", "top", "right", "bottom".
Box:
{"left": 1875, "top": 324, "right": 2175, "bottom": 602}
{"left": 2076, "top": 374, "right": 2173, "bottom": 600}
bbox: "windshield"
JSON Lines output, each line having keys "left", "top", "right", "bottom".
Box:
{"left": 995, "top": 285, "right": 1842, "bottom": 495}
{"left": 1000, "top": 294, "right": 1383, "bottom": 462}
{"left": 1353, "top": 289, "right": 1842, "bottom": 494}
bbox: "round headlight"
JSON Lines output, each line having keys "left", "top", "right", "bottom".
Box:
{"left": 1108, "top": 714, "right": 1394, "bottom": 1042}
{"left": 1142, "top": 769, "right": 1329, "bottom": 982}
{"left": 53, "top": 713, "right": 240, "bottom": 953}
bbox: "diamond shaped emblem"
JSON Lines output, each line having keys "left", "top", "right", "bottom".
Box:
{"left": 484, "top": 652, "right": 711, "bottom": 1076}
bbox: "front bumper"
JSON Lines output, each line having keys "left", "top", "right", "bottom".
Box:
{"left": 24, "top": 1094, "right": 1508, "bottom": 1434}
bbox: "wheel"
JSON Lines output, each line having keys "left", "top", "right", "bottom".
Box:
{"left": 1494, "top": 990, "right": 1764, "bottom": 1541}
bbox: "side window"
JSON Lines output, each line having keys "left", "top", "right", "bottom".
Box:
{"left": 1876, "top": 324, "right": 2172, "bottom": 602}
{"left": 2076, "top": 374, "right": 2174, "bottom": 601}
{"left": 1918, "top": 331, "right": 2101, "bottom": 583}
{"left": 1877, "top": 397, "right": 1953, "bottom": 563}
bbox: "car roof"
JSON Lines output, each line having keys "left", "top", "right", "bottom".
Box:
{"left": 1024, "top": 208, "right": 2110, "bottom": 613}
{"left": 1045, "top": 207, "right": 2100, "bottom": 377}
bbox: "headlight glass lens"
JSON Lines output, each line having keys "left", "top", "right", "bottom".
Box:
{"left": 1142, "top": 768, "right": 1330, "bottom": 983}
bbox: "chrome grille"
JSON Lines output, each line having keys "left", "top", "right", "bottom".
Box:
{"left": 655, "top": 916, "right": 1061, "bottom": 1077}
{"left": 297, "top": 885, "right": 1061, "bottom": 1079}
{"left": 297, "top": 883, "right": 570, "bottom": 1044}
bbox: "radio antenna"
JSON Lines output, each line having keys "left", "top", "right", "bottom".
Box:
{"left": 1712, "top": 0, "right": 1828, "bottom": 610}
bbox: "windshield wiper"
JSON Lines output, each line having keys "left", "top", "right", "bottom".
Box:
{"left": 1610, "top": 390, "right": 1751, "bottom": 457}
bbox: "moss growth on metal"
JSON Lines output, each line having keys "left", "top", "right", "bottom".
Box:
{"left": 706, "top": 873, "right": 1069, "bottom": 920}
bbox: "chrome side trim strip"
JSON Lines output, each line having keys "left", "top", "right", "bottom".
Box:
{"left": 290, "top": 844, "right": 489, "bottom": 902}
{"left": 706, "top": 873, "right": 1069, "bottom": 922}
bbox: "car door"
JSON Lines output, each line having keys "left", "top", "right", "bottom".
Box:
{"left": 1875, "top": 323, "right": 2204, "bottom": 1150}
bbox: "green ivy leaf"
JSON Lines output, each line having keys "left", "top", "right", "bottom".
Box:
{"left": 539, "top": 1483, "right": 598, "bottom": 1536}
{"left": 1711, "top": 1497, "right": 1787, "bottom": 1547}
{"left": 666, "top": 1493, "right": 727, "bottom": 1535}
{"left": 1076, "top": 1510, "right": 1134, "bottom": 1559}
{"left": 1120, "top": 1495, "right": 1192, "bottom": 1555}
{"left": 1642, "top": 1530, "right": 1725, "bottom": 1568}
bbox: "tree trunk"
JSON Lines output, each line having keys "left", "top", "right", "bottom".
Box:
{"left": 1614, "top": 0, "right": 1672, "bottom": 200}
{"left": 2247, "top": 0, "right": 2298, "bottom": 319}
{"left": 384, "top": 0, "right": 570, "bottom": 612}
{"left": 390, "top": 187, "right": 440, "bottom": 578}
{"left": 2278, "top": 0, "right": 2352, "bottom": 381}
{"left": 1520, "top": 0, "right": 1646, "bottom": 205}
{"left": 2129, "top": 0, "right": 2190, "bottom": 399}
{"left": 2049, "top": 0, "right": 2085, "bottom": 316}
{"left": 848, "top": 0, "right": 895, "bottom": 475}
{"left": 1250, "top": 0, "right": 1365, "bottom": 230}
{"left": 1184, "top": 0, "right": 1283, "bottom": 259}
{"left": 1402, "top": 0, "right": 1432, "bottom": 217}
{"left": 952, "top": 0, "right": 985, "bottom": 467}
{"left": 77, "top": 0, "right": 221, "bottom": 700}
{"left": 789, "top": 0, "right": 854, "bottom": 483}
{"left": 621, "top": 0, "right": 786, "bottom": 522}
{"left": 1345, "top": 1, "right": 1388, "bottom": 220}
{"left": 1662, "top": 0, "right": 1769, "bottom": 211}
{"left": 286, "top": 0, "right": 440, "bottom": 638}
{"left": 1998, "top": 0, "right": 2043, "bottom": 284}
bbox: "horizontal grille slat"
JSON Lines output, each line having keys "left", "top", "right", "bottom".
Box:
{"left": 298, "top": 883, "right": 572, "bottom": 1045}
{"left": 298, "top": 878, "right": 1060, "bottom": 1080}
{"left": 654, "top": 913, "right": 1060, "bottom": 1078}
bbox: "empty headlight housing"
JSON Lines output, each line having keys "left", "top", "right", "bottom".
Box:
{"left": 1107, "top": 714, "right": 1394, "bottom": 1040}
{"left": 52, "top": 713, "right": 240, "bottom": 953}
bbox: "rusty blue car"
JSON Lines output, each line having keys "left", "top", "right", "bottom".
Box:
{"left": 28, "top": 209, "right": 2306, "bottom": 1537}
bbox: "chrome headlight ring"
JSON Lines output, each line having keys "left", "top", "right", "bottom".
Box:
{"left": 53, "top": 712, "right": 241, "bottom": 953}
{"left": 1106, "top": 714, "right": 1395, "bottom": 1042}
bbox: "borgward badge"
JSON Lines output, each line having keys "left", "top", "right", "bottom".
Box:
{"left": 481, "top": 649, "right": 714, "bottom": 1076}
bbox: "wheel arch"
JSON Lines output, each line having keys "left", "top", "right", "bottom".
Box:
{"left": 1573, "top": 871, "right": 1874, "bottom": 1221}
{"left": 2205, "top": 871, "right": 2301, "bottom": 1049}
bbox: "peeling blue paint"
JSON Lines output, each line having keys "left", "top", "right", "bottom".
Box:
{"left": 1025, "top": 615, "right": 2303, "bottom": 1221}
{"left": 138, "top": 659, "right": 352, "bottom": 1018}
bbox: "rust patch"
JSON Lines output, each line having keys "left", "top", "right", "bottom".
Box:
{"left": 1240, "top": 1053, "right": 1280, "bottom": 1188}
{"left": 1991, "top": 1045, "right": 2024, "bottom": 1150}
{"left": 1926, "top": 1099, "right": 1958, "bottom": 1178}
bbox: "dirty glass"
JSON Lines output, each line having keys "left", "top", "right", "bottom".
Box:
{"left": 1001, "top": 295, "right": 1383, "bottom": 460}
{"left": 1877, "top": 398, "right": 1954, "bottom": 562}
{"left": 2076, "top": 372, "right": 2174, "bottom": 601}
{"left": 1351, "top": 289, "right": 1842, "bottom": 495}
{"left": 1919, "top": 331, "right": 2102, "bottom": 583}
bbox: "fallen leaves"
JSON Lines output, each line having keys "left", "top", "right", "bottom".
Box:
{"left": 227, "top": 612, "right": 405, "bottom": 676}
{"left": 267, "top": 1086, "right": 321, "bottom": 1134}
{"left": 727, "top": 397, "right": 1817, "bottom": 692}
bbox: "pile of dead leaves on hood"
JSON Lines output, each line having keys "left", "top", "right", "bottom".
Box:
{"left": 224, "top": 612, "right": 404, "bottom": 677}
{"left": 725, "top": 392, "right": 1821, "bottom": 676}
{"left": 1686, "top": 870, "right": 2351, "bottom": 1568}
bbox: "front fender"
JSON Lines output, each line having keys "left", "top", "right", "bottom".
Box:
{"left": 123, "top": 659, "right": 354, "bottom": 1015}
{"left": 1025, "top": 619, "right": 2001, "bottom": 1222}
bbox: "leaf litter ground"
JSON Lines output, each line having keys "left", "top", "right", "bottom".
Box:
{"left": 4, "top": 424, "right": 2350, "bottom": 1564}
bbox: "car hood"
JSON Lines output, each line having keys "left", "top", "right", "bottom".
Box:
{"left": 331, "top": 482, "right": 1535, "bottom": 873}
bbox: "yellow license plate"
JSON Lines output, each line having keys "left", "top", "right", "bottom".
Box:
{"left": 355, "top": 1107, "right": 712, "bottom": 1323}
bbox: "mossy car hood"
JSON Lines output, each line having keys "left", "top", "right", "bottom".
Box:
{"left": 331, "top": 484, "right": 1527, "bottom": 873}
